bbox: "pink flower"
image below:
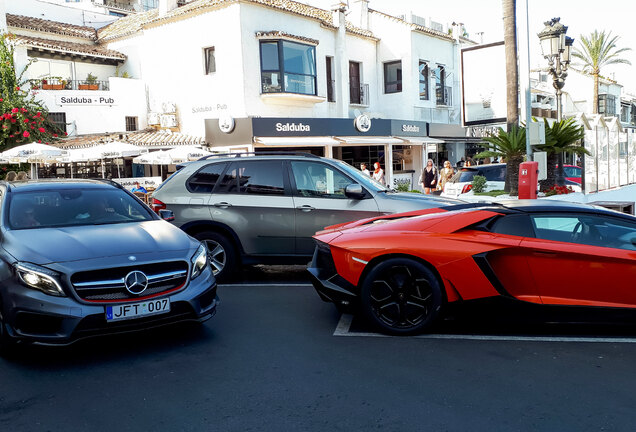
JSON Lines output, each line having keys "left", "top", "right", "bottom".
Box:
{"left": 23, "top": 119, "right": 29, "bottom": 123}
{"left": 23, "top": 131, "right": 30, "bottom": 138}
{"left": 15, "top": 86, "right": 20, "bottom": 91}
{"left": 38, "top": 127, "right": 45, "bottom": 133}
{"left": 11, "top": 108, "right": 18, "bottom": 113}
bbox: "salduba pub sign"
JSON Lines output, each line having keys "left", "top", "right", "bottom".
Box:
{"left": 205, "top": 117, "right": 430, "bottom": 146}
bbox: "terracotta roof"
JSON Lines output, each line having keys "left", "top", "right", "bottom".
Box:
{"left": 98, "top": 0, "right": 376, "bottom": 42}
{"left": 6, "top": 14, "right": 97, "bottom": 40}
{"left": 55, "top": 130, "right": 207, "bottom": 149}
{"left": 369, "top": 9, "right": 454, "bottom": 42}
{"left": 255, "top": 31, "right": 319, "bottom": 45}
{"left": 12, "top": 34, "right": 126, "bottom": 61}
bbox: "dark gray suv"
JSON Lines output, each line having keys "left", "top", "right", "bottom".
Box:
{"left": 0, "top": 179, "right": 218, "bottom": 353}
{"left": 151, "top": 153, "right": 459, "bottom": 280}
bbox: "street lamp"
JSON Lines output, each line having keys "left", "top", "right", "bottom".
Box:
{"left": 538, "top": 17, "right": 574, "bottom": 186}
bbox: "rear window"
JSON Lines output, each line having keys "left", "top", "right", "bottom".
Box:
{"left": 457, "top": 166, "right": 505, "bottom": 182}
{"left": 187, "top": 162, "right": 227, "bottom": 193}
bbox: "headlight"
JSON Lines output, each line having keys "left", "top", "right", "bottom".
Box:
{"left": 190, "top": 244, "right": 208, "bottom": 279}
{"left": 15, "top": 262, "right": 66, "bottom": 297}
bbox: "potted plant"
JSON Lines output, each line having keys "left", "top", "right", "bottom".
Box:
{"left": 79, "top": 72, "right": 99, "bottom": 90}
{"left": 29, "top": 78, "right": 42, "bottom": 89}
{"left": 42, "top": 76, "right": 64, "bottom": 90}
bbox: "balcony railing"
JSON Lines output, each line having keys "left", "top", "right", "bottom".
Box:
{"left": 29, "top": 79, "right": 110, "bottom": 91}
{"left": 350, "top": 82, "right": 369, "bottom": 106}
{"left": 327, "top": 79, "right": 335, "bottom": 102}
{"left": 436, "top": 85, "right": 452, "bottom": 106}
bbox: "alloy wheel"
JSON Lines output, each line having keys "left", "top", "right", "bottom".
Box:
{"left": 368, "top": 265, "right": 434, "bottom": 330}
{"left": 203, "top": 239, "right": 226, "bottom": 275}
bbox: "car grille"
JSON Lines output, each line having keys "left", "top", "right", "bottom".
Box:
{"left": 71, "top": 261, "right": 189, "bottom": 303}
{"left": 313, "top": 241, "right": 337, "bottom": 278}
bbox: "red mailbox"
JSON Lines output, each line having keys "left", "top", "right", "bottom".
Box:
{"left": 518, "top": 161, "right": 539, "bottom": 199}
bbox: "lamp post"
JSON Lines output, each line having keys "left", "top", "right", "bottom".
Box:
{"left": 538, "top": 18, "right": 573, "bottom": 186}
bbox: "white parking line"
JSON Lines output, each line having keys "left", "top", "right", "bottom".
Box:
{"left": 333, "top": 314, "right": 636, "bottom": 343}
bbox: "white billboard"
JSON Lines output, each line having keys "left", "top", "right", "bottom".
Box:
{"left": 461, "top": 42, "right": 507, "bottom": 126}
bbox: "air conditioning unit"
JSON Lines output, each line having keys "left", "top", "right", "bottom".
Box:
{"left": 147, "top": 112, "right": 160, "bottom": 125}
{"left": 160, "top": 114, "right": 178, "bottom": 128}
{"left": 162, "top": 102, "right": 176, "bottom": 113}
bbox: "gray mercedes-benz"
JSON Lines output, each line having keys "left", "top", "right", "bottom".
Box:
{"left": 0, "top": 179, "right": 218, "bottom": 352}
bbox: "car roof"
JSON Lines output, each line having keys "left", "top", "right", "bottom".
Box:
{"left": 484, "top": 199, "right": 636, "bottom": 220}
{"left": 2, "top": 179, "right": 120, "bottom": 193}
{"left": 460, "top": 163, "right": 506, "bottom": 171}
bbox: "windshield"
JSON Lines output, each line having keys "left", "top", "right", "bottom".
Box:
{"left": 7, "top": 188, "right": 154, "bottom": 229}
{"left": 331, "top": 159, "right": 390, "bottom": 192}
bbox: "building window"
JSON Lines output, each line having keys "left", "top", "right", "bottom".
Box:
{"left": 260, "top": 40, "right": 316, "bottom": 95}
{"left": 419, "top": 61, "right": 429, "bottom": 100}
{"left": 349, "top": 61, "right": 361, "bottom": 104}
{"left": 141, "top": 0, "right": 158, "bottom": 11}
{"left": 326, "top": 56, "right": 335, "bottom": 102}
{"left": 125, "top": 116, "right": 138, "bottom": 131}
{"left": 631, "top": 104, "right": 636, "bottom": 125}
{"left": 48, "top": 112, "right": 66, "bottom": 134}
{"left": 434, "top": 65, "right": 446, "bottom": 105}
{"left": 204, "top": 47, "right": 216, "bottom": 74}
{"left": 598, "top": 94, "right": 616, "bottom": 116}
{"left": 384, "top": 61, "right": 402, "bottom": 93}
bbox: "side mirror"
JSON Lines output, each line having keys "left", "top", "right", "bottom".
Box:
{"left": 159, "top": 209, "right": 175, "bottom": 222}
{"left": 345, "top": 184, "right": 365, "bottom": 199}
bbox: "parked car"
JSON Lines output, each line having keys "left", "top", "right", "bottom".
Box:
{"left": 441, "top": 163, "right": 507, "bottom": 198}
{"left": 562, "top": 164, "right": 582, "bottom": 184}
{"left": 151, "top": 153, "right": 460, "bottom": 280}
{"left": 0, "top": 179, "right": 218, "bottom": 353}
{"left": 308, "top": 200, "right": 636, "bottom": 334}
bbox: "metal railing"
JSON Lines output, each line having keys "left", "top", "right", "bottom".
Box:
{"left": 29, "top": 79, "right": 110, "bottom": 91}
{"left": 349, "top": 82, "right": 369, "bottom": 106}
{"left": 327, "top": 79, "right": 335, "bottom": 102}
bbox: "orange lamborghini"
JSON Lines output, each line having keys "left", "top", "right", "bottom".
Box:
{"left": 308, "top": 200, "right": 636, "bottom": 334}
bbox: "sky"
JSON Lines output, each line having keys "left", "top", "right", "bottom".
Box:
{"left": 307, "top": 0, "right": 636, "bottom": 93}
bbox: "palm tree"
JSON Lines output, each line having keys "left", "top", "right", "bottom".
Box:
{"left": 502, "top": 0, "right": 519, "bottom": 129}
{"left": 572, "top": 30, "right": 631, "bottom": 114}
{"left": 535, "top": 118, "right": 588, "bottom": 190}
{"left": 475, "top": 125, "right": 526, "bottom": 195}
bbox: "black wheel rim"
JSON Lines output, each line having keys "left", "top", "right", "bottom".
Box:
{"left": 202, "top": 239, "right": 226, "bottom": 275}
{"left": 368, "top": 265, "right": 434, "bottom": 330}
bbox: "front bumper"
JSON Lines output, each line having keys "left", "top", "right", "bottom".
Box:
{"left": 0, "top": 267, "right": 219, "bottom": 346}
{"left": 307, "top": 244, "right": 358, "bottom": 308}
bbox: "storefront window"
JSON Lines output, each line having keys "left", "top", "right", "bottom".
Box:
{"left": 260, "top": 40, "right": 316, "bottom": 95}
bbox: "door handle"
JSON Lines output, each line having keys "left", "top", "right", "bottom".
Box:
{"left": 296, "top": 205, "right": 315, "bottom": 212}
{"left": 532, "top": 250, "right": 557, "bottom": 257}
{"left": 213, "top": 202, "right": 232, "bottom": 208}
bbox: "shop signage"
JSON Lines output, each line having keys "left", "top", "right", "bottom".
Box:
{"left": 392, "top": 172, "right": 413, "bottom": 190}
{"left": 390, "top": 120, "right": 428, "bottom": 137}
{"left": 56, "top": 95, "right": 117, "bottom": 106}
{"left": 219, "top": 114, "right": 235, "bottom": 134}
{"left": 252, "top": 117, "right": 392, "bottom": 137}
{"left": 112, "top": 177, "right": 162, "bottom": 190}
{"left": 354, "top": 114, "right": 371, "bottom": 132}
{"left": 466, "top": 124, "right": 503, "bottom": 138}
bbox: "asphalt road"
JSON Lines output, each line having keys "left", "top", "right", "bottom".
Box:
{"left": 2, "top": 266, "right": 636, "bottom": 431}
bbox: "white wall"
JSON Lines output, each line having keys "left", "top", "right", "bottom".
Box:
{"left": 5, "top": 0, "right": 117, "bottom": 29}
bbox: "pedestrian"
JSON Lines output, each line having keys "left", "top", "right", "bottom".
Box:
{"left": 465, "top": 158, "right": 474, "bottom": 167}
{"left": 419, "top": 159, "right": 438, "bottom": 194}
{"left": 372, "top": 162, "right": 385, "bottom": 185}
{"left": 131, "top": 181, "right": 147, "bottom": 193}
{"left": 438, "top": 160, "right": 454, "bottom": 193}
{"left": 5, "top": 171, "right": 17, "bottom": 181}
{"left": 456, "top": 157, "right": 465, "bottom": 169}
{"left": 360, "top": 162, "right": 370, "bottom": 177}
{"left": 16, "top": 171, "right": 28, "bottom": 180}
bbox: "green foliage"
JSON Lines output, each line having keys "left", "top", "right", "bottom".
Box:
{"left": 86, "top": 72, "right": 98, "bottom": 83}
{"left": 537, "top": 118, "right": 589, "bottom": 156}
{"left": 1, "top": 34, "right": 64, "bottom": 149}
{"left": 396, "top": 183, "right": 411, "bottom": 192}
{"left": 474, "top": 190, "right": 507, "bottom": 197}
{"left": 475, "top": 124, "right": 527, "bottom": 160}
{"left": 572, "top": 30, "right": 631, "bottom": 76}
{"left": 471, "top": 175, "right": 487, "bottom": 193}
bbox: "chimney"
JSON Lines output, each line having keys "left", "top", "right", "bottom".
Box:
{"left": 349, "top": 0, "right": 369, "bottom": 30}
{"left": 158, "top": 0, "right": 179, "bottom": 17}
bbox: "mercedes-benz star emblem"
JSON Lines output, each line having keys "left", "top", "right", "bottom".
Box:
{"left": 124, "top": 270, "right": 149, "bottom": 295}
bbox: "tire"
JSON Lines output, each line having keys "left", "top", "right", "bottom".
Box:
{"left": 360, "top": 258, "right": 442, "bottom": 335}
{"left": 193, "top": 231, "right": 238, "bottom": 282}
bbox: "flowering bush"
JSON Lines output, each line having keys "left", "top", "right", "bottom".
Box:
{"left": 1, "top": 34, "right": 63, "bottom": 148}
{"left": 544, "top": 185, "right": 574, "bottom": 196}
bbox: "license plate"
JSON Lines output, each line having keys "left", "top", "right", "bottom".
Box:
{"left": 105, "top": 298, "right": 170, "bottom": 322}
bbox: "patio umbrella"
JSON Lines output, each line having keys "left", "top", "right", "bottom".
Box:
{"left": 1, "top": 143, "right": 69, "bottom": 179}
{"left": 132, "top": 150, "right": 171, "bottom": 165}
{"left": 165, "top": 145, "right": 212, "bottom": 164}
{"left": 88, "top": 142, "right": 148, "bottom": 178}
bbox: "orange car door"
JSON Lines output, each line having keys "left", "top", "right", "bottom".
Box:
{"left": 521, "top": 214, "right": 636, "bottom": 307}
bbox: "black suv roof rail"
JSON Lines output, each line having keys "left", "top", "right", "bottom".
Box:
{"left": 198, "top": 151, "right": 321, "bottom": 161}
